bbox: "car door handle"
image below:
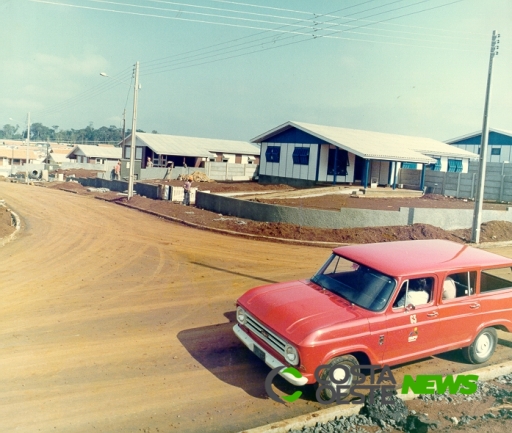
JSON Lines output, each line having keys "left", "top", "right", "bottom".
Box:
{"left": 470, "top": 303, "right": 481, "bottom": 309}
{"left": 427, "top": 311, "right": 438, "bottom": 317}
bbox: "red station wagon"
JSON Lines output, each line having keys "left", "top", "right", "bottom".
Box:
{"left": 234, "top": 240, "right": 512, "bottom": 392}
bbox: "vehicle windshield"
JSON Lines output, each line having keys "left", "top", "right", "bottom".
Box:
{"left": 311, "top": 253, "right": 396, "bottom": 312}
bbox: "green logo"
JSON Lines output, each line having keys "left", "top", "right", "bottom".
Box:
{"left": 265, "top": 367, "right": 303, "bottom": 403}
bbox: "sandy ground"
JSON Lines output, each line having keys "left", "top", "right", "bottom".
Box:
{"left": 1, "top": 180, "right": 512, "bottom": 433}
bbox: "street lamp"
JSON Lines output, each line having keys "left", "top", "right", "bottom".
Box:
{"left": 100, "top": 62, "right": 139, "bottom": 200}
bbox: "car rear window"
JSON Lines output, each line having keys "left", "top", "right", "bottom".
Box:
{"left": 481, "top": 267, "right": 512, "bottom": 293}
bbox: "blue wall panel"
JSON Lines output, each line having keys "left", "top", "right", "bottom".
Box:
{"left": 266, "top": 127, "right": 325, "bottom": 144}
{"left": 451, "top": 132, "right": 512, "bottom": 145}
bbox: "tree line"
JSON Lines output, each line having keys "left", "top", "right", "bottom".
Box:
{"left": 1, "top": 122, "right": 147, "bottom": 145}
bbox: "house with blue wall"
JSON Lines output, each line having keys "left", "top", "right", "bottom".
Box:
{"left": 446, "top": 128, "right": 512, "bottom": 163}
{"left": 252, "top": 121, "right": 478, "bottom": 189}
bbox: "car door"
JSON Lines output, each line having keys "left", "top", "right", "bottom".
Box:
{"left": 380, "top": 276, "right": 440, "bottom": 365}
{"left": 436, "top": 271, "right": 479, "bottom": 348}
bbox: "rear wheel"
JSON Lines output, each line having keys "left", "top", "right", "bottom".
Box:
{"left": 462, "top": 327, "right": 497, "bottom": 364}
{"left": 316, "top": 355, "right": 359, "bottom": 402}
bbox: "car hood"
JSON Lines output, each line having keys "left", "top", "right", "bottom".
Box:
{"left": 238, "top": 280, "right": 371, "bottom": 344}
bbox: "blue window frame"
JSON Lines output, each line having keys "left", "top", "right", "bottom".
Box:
{"left": 292, "top": 147, "right": 310, "bottom": 165}
{"left": 430, "top": 158, "right": 441, "bottom": 171}
{"left": 447, "top": 159, "right": 463, "bottom": 173}
{"left": 491, "top": 148, "right": 501, "bottom": 156}
{"left": 265, "top": 146, "right": 281, "bottom": 163}
{"left": 402, "top": 162, "right": 417, "bottom": 169}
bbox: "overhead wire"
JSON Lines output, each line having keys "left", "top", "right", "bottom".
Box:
{"left": 29, "top": 0, "right": 481, "bottom": 120}
{"left": 140, "top": 0, "right": 475, "bottom": 76}
{"left": 32, "top": 67, "right": 133, "bottom": 119}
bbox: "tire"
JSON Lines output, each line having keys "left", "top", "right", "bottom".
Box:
{"left": 316, "top": 355, "right": 359, "bottom": 402}
{"left": 462, "top": 327, "right": 497, "bottom": 364}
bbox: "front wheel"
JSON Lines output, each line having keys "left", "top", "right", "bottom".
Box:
{"left": 315, "top": 355, "right": 359, "bottom": 402}
{"left": 462, "top": 327, "right": 497, "bottom": 364}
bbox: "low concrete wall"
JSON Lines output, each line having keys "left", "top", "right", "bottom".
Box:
{"left": 75, "top": 177, "right": 160, "bottom": 200}
{"left": 196, "top": 192, "right": 512, "bottom": 230}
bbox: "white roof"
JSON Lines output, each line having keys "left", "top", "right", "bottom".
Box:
{"left": 445, "top": 128, "right": 512, "bottom": 144}
{"left": 252, "top": 121, "right": 478, "bottom": 163}
{"left": 49, "top": 153, "right": 69, "bottom": 163}
{"left": 66, "top": 145, "right": 122, "bottom": 159}
{"left": 127, "top": 133, "right": 260, "bottom": 158}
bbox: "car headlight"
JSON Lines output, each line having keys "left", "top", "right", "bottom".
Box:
{"left": 236, "top": 306, "right": 247, "bottom": 325}
{"left": 284, "top": 344, "right": 299, "bottom": 366}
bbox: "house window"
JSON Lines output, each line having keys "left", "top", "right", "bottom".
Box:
{"left": 327, "top": 148, "right": 348, "bottom": 176}
{"left": 430, "top": 158, "right": 441, "bottom": 171}
{"left": 402, "top": 162, "right": 417, "bottom": 169}
{"left": 447, "top": 159, "right": 463, "bottom": 173}
{"left": 292, "top": 147, "right": 310, "bottom": 165}
{"left": 124, "top": 146, "right": 143, "bottom": 160}
{"left": 265, "top": 146, "right": 281, "bottom": 163}
{"left": 491, "top": 148, "right": 501, "bottom": 156}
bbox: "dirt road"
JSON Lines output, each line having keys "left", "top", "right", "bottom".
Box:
{"left": 1, "top": 182, "right": 512, "bottom": 433}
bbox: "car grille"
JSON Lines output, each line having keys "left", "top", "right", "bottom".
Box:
{"left": 246, "top": 313, "right": 286, "bottom": 356}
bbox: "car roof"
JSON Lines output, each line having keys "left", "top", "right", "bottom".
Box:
{"left": 333, "top": 240, "right": 512, "bottom": 278}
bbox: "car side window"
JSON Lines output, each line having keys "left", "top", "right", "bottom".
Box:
{"left": 442, "top": 271, "right": 476, "bottom": 300}
{"left": 393, "top": 277, "right": 433, "bottom": 309}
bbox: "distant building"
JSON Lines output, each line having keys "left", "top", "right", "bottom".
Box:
{"left": 120, "top": 132, "right": 260, "bottom": 169}
{"left": 0, "top": 146, "right": 38, "bottom": 166}
{"left": 252, "top": 121, "right": 478, "bottom": 188}
{"left": 446, "top": 128, "right": 512, "bottom": 163}
{"left": 66, "top": 144, "right": 122, "bottom": 164}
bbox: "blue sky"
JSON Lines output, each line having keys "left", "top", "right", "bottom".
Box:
{"left": 1, "top": 0, "right": 511, "bottom": 142}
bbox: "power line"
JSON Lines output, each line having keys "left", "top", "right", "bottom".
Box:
{"left": 29, "top": 0, "right": 480, "bottom": 121}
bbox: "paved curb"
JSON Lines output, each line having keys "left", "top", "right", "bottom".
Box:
{"left": 0, "top": 201, "right": 21, "bottom": 247}
{"left": 239, "top": 361, "right": 512, "bottom": 433}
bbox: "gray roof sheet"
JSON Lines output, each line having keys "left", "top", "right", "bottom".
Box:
{"left": 66, "top": 145, "right": 121, "bottom": 159}
{"left": 132, "top": 133, "right": 260, "bottom": 158}
{"left": 252, "top": 121, "right": 478, "bottom": 163}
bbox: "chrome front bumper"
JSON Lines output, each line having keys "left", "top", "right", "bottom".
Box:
{"left": 233, "top": 324, "right": 308, "bottom": 386}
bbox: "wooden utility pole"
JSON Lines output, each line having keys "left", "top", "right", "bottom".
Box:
{"left": 471, "top": 30, "right": 500, "bottom": 244}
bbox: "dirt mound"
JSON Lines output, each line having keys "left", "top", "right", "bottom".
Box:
{"left": 52, "top": 168, "right": 103, "bottom": 179}
{"left": 451, "top": 221, "right": 512, "bottom": 243}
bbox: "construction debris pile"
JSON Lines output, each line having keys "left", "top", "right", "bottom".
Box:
{"left": 177, "top": 171, "right": 213, "bottom": 182}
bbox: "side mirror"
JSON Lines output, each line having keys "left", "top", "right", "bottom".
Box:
{"left": 405, "top": 303, "right": 415, "bottom": 312}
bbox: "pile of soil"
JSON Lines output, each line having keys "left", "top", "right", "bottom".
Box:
{"left": 255, "top": 193, "right": 509, "bottom": 212}
{"left": 39, "top": 180, "right": 512, "bottom": 245}
{"left": 141, "top": 178, "right": 295, "bottom": 194}
{"left": 51, "top": 168, "right": 102, "bottom": 179}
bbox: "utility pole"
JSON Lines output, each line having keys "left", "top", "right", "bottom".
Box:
{"left": 128, "top": 61, "right": 139, "bottom": 200}
{"left": 26, "top": 112, "right": 30, "bottom": 184}
{"left": 471, "top": 31, "right": 500, "bottom": 244}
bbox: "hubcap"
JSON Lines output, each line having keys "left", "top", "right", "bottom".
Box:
{"left": 475, "top": 333, "right": 492, "bottom": 358}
